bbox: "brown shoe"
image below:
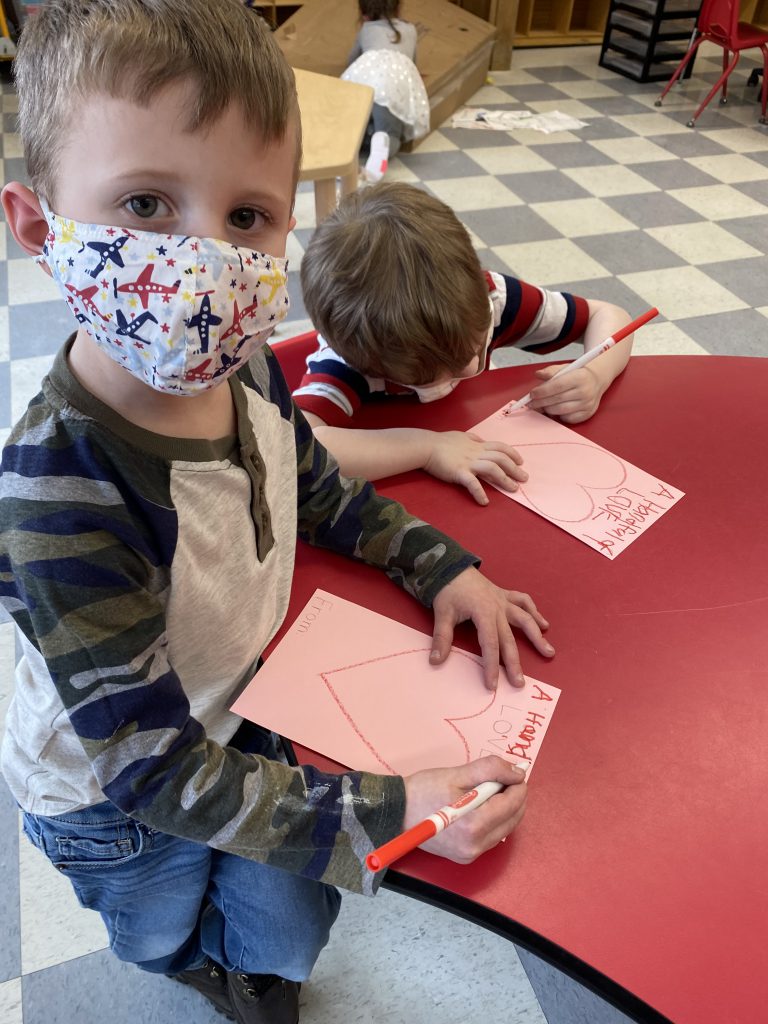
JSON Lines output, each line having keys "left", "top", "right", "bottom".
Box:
{"left": 227, "top": 971, "right": 299, "bottom": 1024}
{"left": 169, "top": 958, "right": 235, "bottom": 1019}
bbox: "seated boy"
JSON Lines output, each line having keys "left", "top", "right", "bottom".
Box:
{"left": 0, "top": 3, "right": 553, "bottom": 1023}
{"left": 296, "top": 182, "right": 634, "bottom": 506}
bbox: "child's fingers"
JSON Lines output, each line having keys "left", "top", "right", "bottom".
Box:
{"left": 457, "top": 470, "right": 490, "bottom": 506}
{"left": 530, "top": 382, "right": 582, "bottom": 407}
{"left": 424, "top": 779, "right": 528, "bottom": 860}
{"left": 470, "top": 435, "right": 524, "bottom": 466}
{"left": 507, "top": 604, "right": 556, "bottom": 659}
{"left": 501, "top": 591, "right": 555, "bottom": 658}
{"left": 507, "top": 590, "right": 549, "bottom": 631}
{"left": 451, "top": 755, "right": 528, "bottom": 791}
{"left": 464, "top": 457, "right": 519, "bottom": 493}
{"left": 533, "top": 365, "right": 561, "bottom": 381}
{"left": 558, "top": 408, "right": 591, "bottom": 424}
{"left": 531, "top": 370, "right": 598, "bottom": 415}
{"left": 475, "top": 462, "right": 521, "bottom": 493}
{"left": 530, "top": 386, "right": 591, "bottom": 416}
{"left": 486, "top": 448, "right": 528, "bottom": 479}
{"left": 495, "top": 610, "right": 525, "bottom": 688}
{"left": 476, "top": 448, "right": 528, "bottom": 483}
{"left": 531, "top": 368, "right": 590, "bottom": 400}
{"left": 535, "top": 398, "right": 591, "bottom": 421}
{"left": 429, "top": 610, "right": 456, "bottom": 667}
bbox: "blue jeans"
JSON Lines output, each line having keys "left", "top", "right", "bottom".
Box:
{"left": 21, "top": 724, "right": 341, "bottom": 982}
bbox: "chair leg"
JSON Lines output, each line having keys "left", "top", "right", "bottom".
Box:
{"left": 760, "top": 46, "right": 768, "bottom": 123}
{"left": 688, "top": 52, "right": 740, "bottom": 126}
{"left": 656, "top": 37, "right": 703, "bottom": 104}
{"left": 720, "top": 49, "right": 730, "bottom": 102}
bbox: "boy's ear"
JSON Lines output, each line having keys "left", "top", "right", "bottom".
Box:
{"left": 289, "top": 214, "right": 297, "bottom": 233}
{"left": 1, "top": 183, "right": 50, "bottom": 260}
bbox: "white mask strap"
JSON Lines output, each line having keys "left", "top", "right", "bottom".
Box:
{"left": 34, "top": 196, "right": 53, "bottom": 267}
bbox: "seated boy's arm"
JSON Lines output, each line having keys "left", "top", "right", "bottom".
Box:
{"left": 304, "top": 410, "right": 528, "bottom": 505}
{"left": 304, "top": 409, "right": 434, "bottom": 478}
{"left": 529, "top": 299, "right": 632, "bottom": 424}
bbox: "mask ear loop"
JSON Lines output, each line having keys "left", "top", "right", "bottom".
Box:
{"left": 34, "top": 196, "right": 53, "bottom": 269}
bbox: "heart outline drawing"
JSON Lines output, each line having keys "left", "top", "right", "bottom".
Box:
{"left": 319, "top": 647, "right": 497, "bottom": 774}
{"left": 514, "top": 442, "right": 628, "bottom": 523}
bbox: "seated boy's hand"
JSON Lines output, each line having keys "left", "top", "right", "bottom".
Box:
{"left": 529, "top": 365, "right": 603, "bottom": 423}
{"left": 402, "top": 757, "right": 527, "bottom": 863}
{"left": 430, "top": 566, "right": 554, "bottom": 690}
{"left": 423, "top": 431, "right": 527, "bottom": 505}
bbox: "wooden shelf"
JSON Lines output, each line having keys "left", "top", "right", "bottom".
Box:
{"left": 743, "top": 0, "right": 768, "bottom": 29}
{"left": 515, "top": 0, "right": 610, "bottom": 46}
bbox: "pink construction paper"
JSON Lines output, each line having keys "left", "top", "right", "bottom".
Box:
{"left": 232, "top": 590, "right": 560, "bottom": 777}
{"left": 472, "top": 405, "right": 684, "bottom": 558}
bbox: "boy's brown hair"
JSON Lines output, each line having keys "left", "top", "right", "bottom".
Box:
{"left": 300, "top": 182, "right": 491, "bottom": 385}
{"left": 15, "top": 0, "right": 301, "bottom": 204}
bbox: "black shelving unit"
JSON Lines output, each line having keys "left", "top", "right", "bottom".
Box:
{"left": 599, "top": 0, "right": 702, "bottom": 83}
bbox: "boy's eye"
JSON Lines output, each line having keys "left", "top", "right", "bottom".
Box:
{"left": 230, "top": 207, "right": 266, "bottom": 231}
{"left": 127, "top": 195, "right": 167, "bottom": 218}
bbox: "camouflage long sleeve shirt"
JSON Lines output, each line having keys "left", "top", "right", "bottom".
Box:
{"left": 0, "top": 340, "right": 479, "bottom": 895}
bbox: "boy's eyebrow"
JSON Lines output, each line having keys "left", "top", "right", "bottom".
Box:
{"left": 108, "top": 169, "right": 288, "bottom": 206}
{"left": 108, "top": 169, "right": 185, "bottom": 186}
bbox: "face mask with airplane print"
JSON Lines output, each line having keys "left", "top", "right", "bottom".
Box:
{"left": 36, "top": 203, "right": 290, "bottom": 395}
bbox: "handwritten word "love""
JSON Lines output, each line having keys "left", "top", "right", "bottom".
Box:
{"left": 584, "top": 483, "right": 677, "bottom": 557}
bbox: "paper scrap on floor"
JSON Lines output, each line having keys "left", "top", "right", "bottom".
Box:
{"left": 450, "top": 107, "right": 586, "bottom": 133}
{"left": 232, "top": 590, "right": 560, "bottom": 777}
{"left": 471, "top": 404, "right": 684, "bottom": 558}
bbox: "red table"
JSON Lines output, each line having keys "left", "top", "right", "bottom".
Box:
{"left": 274, "top": 349, "right": 768, "bottom": 1024}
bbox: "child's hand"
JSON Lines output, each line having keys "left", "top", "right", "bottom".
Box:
{"left": 430, "top": 566, "right": 554, "bottom": 690}
{"left": 423, "top": 431, "right": 527, "bottom": 505}
{"left": 402, "top": 757, "right": 527, "bottom": 863}
{"left": 528, "top": 365, "right": 603, "bottom": 423}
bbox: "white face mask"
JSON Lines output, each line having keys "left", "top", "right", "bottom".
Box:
{"left": 401, "top": 310, "right": 495, "bottom": 404}
{"left": 407, "top": 378, "right": 462, "bottom": 403}
{"left": 37, "top": 203, "right": 290, "bottom": 395}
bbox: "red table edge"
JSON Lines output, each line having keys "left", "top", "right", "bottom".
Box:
{"left": 280, "top": 738, "right": 672, "bottom": 1024}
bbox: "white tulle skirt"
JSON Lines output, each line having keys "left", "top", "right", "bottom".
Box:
{"left": 342, "top": 50, "right": 430, "bottom": 141}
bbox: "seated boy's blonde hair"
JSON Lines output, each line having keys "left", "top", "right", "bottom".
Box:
{"left": 300, "top": 182, "right": 491, "bottom": 385}
{"left": 15, "top": 0, "right": 301, "bottom": 204}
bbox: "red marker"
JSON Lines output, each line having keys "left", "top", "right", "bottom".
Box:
{"left": 505, "top": 306, "right": 660, "bottom": 413}
{"left": 367, "top": 779, "right": 511, "bottom": 872}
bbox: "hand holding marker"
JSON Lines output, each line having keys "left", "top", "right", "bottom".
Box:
{"left": 506, "top": 306, "right": 660, "bottom": 414}
{"left": 367, "top": 772, "right": 527, "bottom": 872}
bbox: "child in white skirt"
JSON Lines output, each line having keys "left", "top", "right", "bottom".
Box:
{"left": 343, "top": 0, "right": 430, "bottom": 181}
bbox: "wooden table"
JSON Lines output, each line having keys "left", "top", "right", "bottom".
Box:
{"left": 272, "top": 340, "right": 768, "bottom": 1024}
{"left": 294, "top": 67, "right": 373, "bottom": 224}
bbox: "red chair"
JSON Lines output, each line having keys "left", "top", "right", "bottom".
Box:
{"left": 271, "top": 329, "right": 318, "bottom": 391}
{"left": 655, "top": 0, "right": 768, "bottom": 127}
